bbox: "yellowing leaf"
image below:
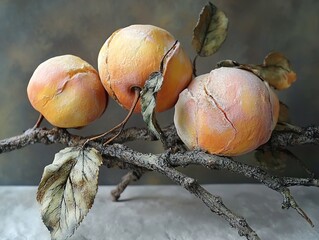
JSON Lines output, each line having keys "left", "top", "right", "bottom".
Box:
{"left": 192, "top": 2, "right": 228, "bottom": 57}
{"left": 37, "top": 147, "right": 103, "bottom": 240}
{"left": 261, "top": 52, "right": 297, "bottom": 90}
{"left": 216, "top": 52, "right": 297, "bottom": 90}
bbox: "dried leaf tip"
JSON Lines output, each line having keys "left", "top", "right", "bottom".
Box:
{"left": 192, "top": 2, "right": 228, "bottom": 57}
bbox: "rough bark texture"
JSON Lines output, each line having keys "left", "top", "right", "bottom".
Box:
{"left": 0, "top": 124, "right": 318, "bottom": 240}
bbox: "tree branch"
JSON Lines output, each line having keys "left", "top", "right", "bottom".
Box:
{"left": 0, "top": 124, "right": 318, "bottom": 239}
{"left": 100, "top": 145, "right": 260, "bottom": 239}
{"left": 110, "top": 168, "right": 147, "bottom": 201}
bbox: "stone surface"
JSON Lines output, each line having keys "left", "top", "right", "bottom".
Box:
{"left": 0, "top": 184, "right": 318, "bottom": 240}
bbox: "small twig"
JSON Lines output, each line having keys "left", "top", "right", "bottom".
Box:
{"left": 162, "top": 166, "right": 260, "bottom": 240}
{"left": 1, "top": 124, "right": 319, "bottom": 239}
{"left": 111, "top": 168, "right": 146, "bottom": 201}
{"left": 102, "top": 146, "right": 260, "bottom": 239}
{"left": 266, "top": 125, "right": 319, "bottom": 148}
{"left": 280, "top": 187, "right": 314, "bottom": 226}
{"left": 167, "top": 150, "right": 315, "bottom": 226}
{"left": 282, "top": 177, "right": 319, "bottom": 187}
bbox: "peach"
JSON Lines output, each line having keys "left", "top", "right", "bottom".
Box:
{"left": 27, "top": 55, "right": 107, "bottom": 128}
{"left": 174, "top": 67, "right": 280, "bottom": 156}
{"left": 98, "top": 24, "right": 193, "bottom": 113}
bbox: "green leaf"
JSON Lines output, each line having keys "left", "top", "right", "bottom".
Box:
{"left": 37, "top": 147, "right": 103, "bottom": 240}
{"left": 192, "top": 2, "right": 228, "bottom": 57}
{"left": 140, "top": 72, "right": 164, "bottom": 142}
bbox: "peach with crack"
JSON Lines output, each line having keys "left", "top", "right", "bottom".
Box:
{"left": 98, "top": 24, "right": 193, "bottom": 113}
{"left": 27, "top": 55, "right": 107, "bottom": 128}
{"left": 174, "top": 67, "right": 280, "bottom": 156}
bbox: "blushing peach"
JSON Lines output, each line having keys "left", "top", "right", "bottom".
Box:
{"left": 27, "top": 55, "right": 107, "bottom": 128}
{"left": 98, "top": 24, "right": 193, "bottom": 113}
{"left": 174, "top": 67, "right": 280, "bottom": 156}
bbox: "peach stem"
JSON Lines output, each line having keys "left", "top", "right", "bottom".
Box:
{"left": 84, "top": 87, "right": 141, "bottom": 146}
{"left": 33, "top": 114, "right": 44, "bottom": 129}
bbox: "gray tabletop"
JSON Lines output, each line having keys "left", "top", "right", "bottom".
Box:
{"left": 1, "top": 184, "right": 318, "bottom": 240}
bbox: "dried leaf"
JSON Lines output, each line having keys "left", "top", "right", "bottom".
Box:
{"left": 275, "top": 122, "right": 303, "bottom": 133}
{"left": 256, "top": 149, "right": 314, "bottom": 176}
{"left": 216, "top": 59, "right": 239, "bottom": 68}
{"left": 192, "top": 2, "right": 228, "bottom": 57}
{"left": 278, "top": 101, "right": 290, "bottom": 123}
{"left": 37, "top": 147, "right": 103, "bottom": 240}
{"left": 140, "top": 41, "right": 179, "bottom": 144}
{"left": 255, "top": 149, "right": 287, "bottom": 171}
{"left": 263, "top": 52, "right": 291, "bottom": 70}
{"left": 141, "top": 72, "right": 164, "bottom": 142}
{"left": 261, "top": 52, "right": 297, "bottom": 89}
{"left": 231, "top": 52, "right": 297, "bottom": 90}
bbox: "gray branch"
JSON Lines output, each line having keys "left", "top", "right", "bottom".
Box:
{"left": 0, "top": 123, "right": 318, "bottom": 239}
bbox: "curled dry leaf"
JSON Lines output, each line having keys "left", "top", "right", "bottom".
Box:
{"left": 37, "top": 147, "right": 103, "bottom": 240}
{"left": 141, "top": 41, "right": 179, "bottom": 144}
{"left": 141, "top": 71, "right": 165, "bottom": 142}
{"left": 192, "top": 2, "right": 228, "bottom": 57}
{"left": 217, "top": 52, "right": 297, "bottom": 90}
{"left": 261, "top": 52, "right": 297, "bottom": 89}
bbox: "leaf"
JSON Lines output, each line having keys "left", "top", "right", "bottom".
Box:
{"left": 192, "top": 2, "right": 228, "bottom": 57}
{"left": 255, "top": 149, "right": 287, "bottom": 171}
{"left": 263, "top": 52, "right": 292, "bottom": 70}
{"left": 255, "top": 149, "right": 314, "bottom": 177}
{"left": 216, "top": 52, "right": 297, "bottom": 90}
{"left": 278, "top": 101, "right": 290, "bottom": 123}
{"left": 260, "top": 52, "right": 297, "bottom": 89}
{"left": 37, "top": 147, "right": 103, "bottom": 240}
{"left": 216, "top": 59, "right": 239, "bottom": 68}
{"left": 140, "top": 72, "right": 165, "bottom": 142}
{"left": 140, "top": 41, "right": 179, "bottom": 145}
{"left": 275, "top": 122, "right": 303, "bottom": 133}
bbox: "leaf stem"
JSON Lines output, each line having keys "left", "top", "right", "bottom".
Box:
{"left": 83, "top": 87, "right": 141, "bottom": 146}
{"left": 33, "top": 113, "right": 44, "bottom": 129}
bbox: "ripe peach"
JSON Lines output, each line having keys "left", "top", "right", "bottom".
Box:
{"left": 27, "top": 55, "right": 107, "bottom": 128}
{"left": 174, "top": 67, "right": 280, "bottom": 156}
{"left": 98, "top": 24, "right": 193, "bottom": 113}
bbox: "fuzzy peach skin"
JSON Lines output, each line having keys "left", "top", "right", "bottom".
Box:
{"left": 98, "top": 24, "right": 193, "bottom": 113}
{"left": 27, "top": 55, "right": 108, "bottom": 128}
{"left": 174, "top": 67, "right": 280, "bottom": 156}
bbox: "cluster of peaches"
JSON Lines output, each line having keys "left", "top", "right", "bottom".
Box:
{"left": 27, "top": 24, "right": 288, "bottom": 156}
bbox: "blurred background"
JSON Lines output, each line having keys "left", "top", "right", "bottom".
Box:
{"left": 0, "top": 0, "right": 318, "bottom": 185}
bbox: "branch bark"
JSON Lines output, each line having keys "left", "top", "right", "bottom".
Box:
{"left": 0, "top": 123, "right": 318, "bottom": 239}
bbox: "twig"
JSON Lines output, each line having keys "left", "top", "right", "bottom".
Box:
{"left": 111, "top": 168, "right": 146, "bottom": 201}
{"left": 102, "top": 145, "right": 260, "bottom": 239}
{"left": 167, "top": 150, "right": 315, "bottom": 226}
{"left": 1, "top": 124, "right": 319, "bottom": 239}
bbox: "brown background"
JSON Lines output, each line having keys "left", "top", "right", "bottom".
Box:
{"left": 0, "top": 0, "right": 318, "bottom": 185}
